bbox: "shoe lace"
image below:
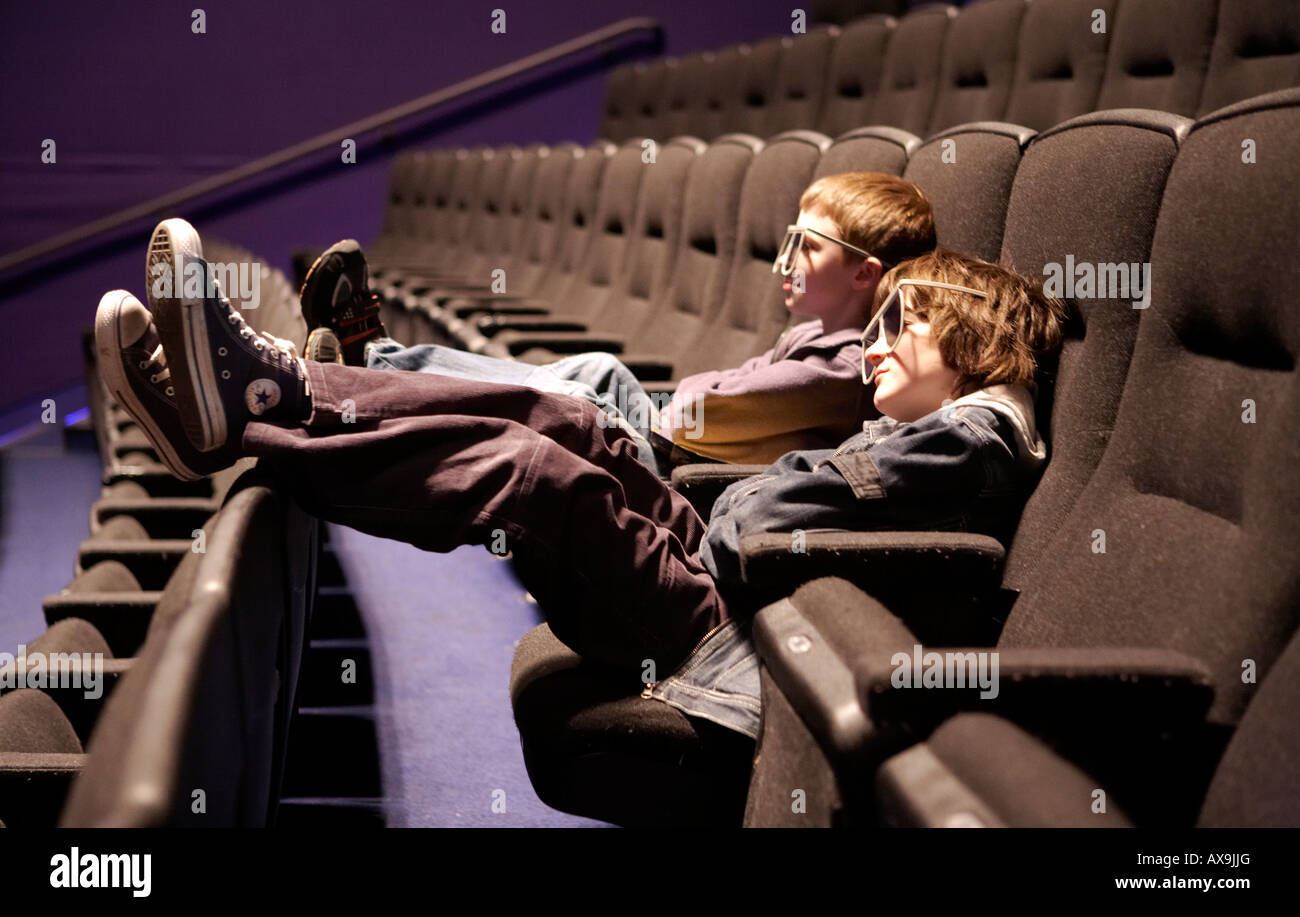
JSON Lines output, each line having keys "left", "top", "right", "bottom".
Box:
{"left": 226, "top": 307, "right": 301, "bottom": 368}
{"left": 143, "top": 345, "right": 171, "bottom": 385}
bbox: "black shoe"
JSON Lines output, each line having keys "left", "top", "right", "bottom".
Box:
{"left": 94, "top": 290, "right": 229, "bottom": 481}
{"left": 146, "top": 218, "right": 310, "bottom": 456}
{"left": 299, "top": 239, "right": 386, "bottom": 365}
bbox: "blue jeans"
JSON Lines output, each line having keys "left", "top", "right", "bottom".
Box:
{"left": 364, "top": 339, "right": 661, "bottom": 473}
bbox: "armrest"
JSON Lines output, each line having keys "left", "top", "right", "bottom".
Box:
{"left": 875, "top": 713, "right": 1136, "bottom": 827}
{"left": 669, "top": 463, "right": 767, "bottom": 521}
{"left": 452, "top": 299, "right": 554, "bottom": 319}
{"left": 478, "top": 317, "right": 592, "bottom": 337}
{"left": 497, "top": 332, "right": 626, "bottom": 356}
{"left": 738, "top": 531, "right": 1008, "bottom": 641}
{"left": 752, "top": 577, "right": 920, "bottom": 761}
{"left": 857, "top": 646, "right": 1215, "bottom": 739}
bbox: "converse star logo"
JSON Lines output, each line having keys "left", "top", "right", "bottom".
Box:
{"left": 245, "top": 378, "right": 282, "bottom": 415}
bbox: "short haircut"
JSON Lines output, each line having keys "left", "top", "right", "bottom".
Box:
{"left": 799, "top": 172, "right": 938, "bottom": 270}
{"left": 879, "top": 248, "right": 1066, "bottom": 396}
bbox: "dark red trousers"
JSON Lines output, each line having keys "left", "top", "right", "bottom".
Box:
{"left": 243, "top": 362, "right": 730, "bottom": 671}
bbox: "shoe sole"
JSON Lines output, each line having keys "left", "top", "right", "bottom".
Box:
{"left": 147, "top": 219, "right": 226, "bottom": 452}
{"left": 95, "top": 291, "right": 202, "bottom": 482}
{"left": 299, "top": 239, "right": 360, "bottom": 331}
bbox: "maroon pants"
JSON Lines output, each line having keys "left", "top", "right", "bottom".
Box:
{"left": 242, "top": 362, "right": 730, "bottom": 671}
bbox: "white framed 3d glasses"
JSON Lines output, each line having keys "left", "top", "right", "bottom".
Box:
{"left": 772, "top": 224, "right": 875, "bottom": 276}
{"left": 861, "top": 279, "right": 989, "bottom": 384}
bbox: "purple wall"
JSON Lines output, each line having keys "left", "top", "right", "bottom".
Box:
{"left": 0, "top": 0, "right": 885, "bottom": 420}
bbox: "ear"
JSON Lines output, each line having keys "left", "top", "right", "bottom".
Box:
{"left": 853, "top": 256, "right": 884, "bottom": 290}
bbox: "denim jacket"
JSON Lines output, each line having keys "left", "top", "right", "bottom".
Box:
{"left": 649, "top": 384, "right": 1047, "bottom": 738}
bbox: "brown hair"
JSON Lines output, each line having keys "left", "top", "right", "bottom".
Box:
{"left": 876, "top": 249, "right": 1066, "bottom": 397}
{"left": 799, "top": 172, "right": 937, "bottom": 270}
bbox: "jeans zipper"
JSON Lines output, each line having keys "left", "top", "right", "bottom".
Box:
{"left": 642, "top": 618, "right": 732, "bottom": 698}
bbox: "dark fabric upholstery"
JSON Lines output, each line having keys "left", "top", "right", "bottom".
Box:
{"left": 509, "top": 624, "right": 753, "bottom": 827}
{"left": 693, "top": 45, "right": 748, "bottom": 141}
{"left": 902, "top": 121, "right": 1033, "bottom": 262}
{"left": 888, "top": 712, "right": 1134, "bottom": 826}
{"left": 1096, "top": 0, "right": 1217, "bottom": 117}
{"left": 624, "top": 135, "right": 760, "bottom": 365}
{"left": 999, "top": 110, "right": 1190, "bottom": 590}
{"left": 733, "top": 38, "right": 785, "bottom": 137}
{"left": 599, "top": 62, "right": 639, "bottom": 143}
{"left": 817, "top": 15, "right": 896, "bottom": 139}
{"left": 1004, "top": 0, "right": 1116, "bottom": 131}
{"left": 815, "top": 125, "right": 919, "bottom": 178}
{"left": 63, "top": 560, "right": 142, "bottom": 594}
{"left": 766, "top": 26, "right": 840, "bottom": 135}
{"left": 927, "top": 0, "right": 1026, "bottom": 134}
{"left": 672, "top": 130, "right": 828, "bottom": 375}
{"left": 21, "top": 618, "right": 113, "bottom": 660}
{"left": 869, "top": 5, "right": 955, "bottom": 136}
{"left": 1198, "top": 0, "right": 1300, "bottom": 115}
{"left": 1199, "top": 625, "right": 1300, "bottom": 826}
{"left": 0, "top": 690, "right": 83, "bottom": 754}
{"left": 1000, "top": 90, "right": 1300, "bottom": 729}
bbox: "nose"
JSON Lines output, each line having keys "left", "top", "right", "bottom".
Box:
{"left": 864, "top": 336, "right": 891, "bottom": 366}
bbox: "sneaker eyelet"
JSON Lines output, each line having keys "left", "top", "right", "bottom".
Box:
{"left": 138, "top": 361, "right": 148, "bottom": 370}
{"left": 218, "top": 347, "right": 227, "bottom": 357}
{"left": 221, "top": 370, "right": 231, "bottom": 380}
{"left": 165, "top": 386, "right": 175, "bottom": 396}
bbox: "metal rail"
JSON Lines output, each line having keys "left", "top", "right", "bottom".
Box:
{"left": 0, "top": 17, "right": 661, "bottom": 278}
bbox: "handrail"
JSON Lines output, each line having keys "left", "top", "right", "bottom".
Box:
{"left": 0, "top": 17, "right": 661, "bottom": 279}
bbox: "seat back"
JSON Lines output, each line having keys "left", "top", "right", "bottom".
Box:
{"left": 814, "top": 126, "right": 919, "bottom": 179}
{"left": 1000, "top": 91, "right": 1300, "bottom": 734}
{"left": 733, "top": 38, "right": 786, "bottom": 137}
{"left": 817, "top": 15, "right": 895, "bottom": 139}
{"left": 1198, "top": 0, "right": 1300, "bottom": 115}
{"left": 61, "top": 477, "right": 317, "bottom": 826}
{"left": 600, "top": 62, "right": 640, "bottom": 143}
{"left": 999, "top": 110, "right": 1190, "bottom": 590}
{"left": 869, "top": 5, "right": 955, "bottom": 136}
{"left": 1004, "top": 0, "right": 1115, "bottom": 131}
{"left": 1095, "top": 0, "right": 1217, "bottom": 117}
{"left": 902, "top": 121, "right": 1034, "bottom": 262}
{"left": 629, "top": 135, "right": 762, "bottom": 358}
{"left": 587, "top": 137, "right": 707, "bottom": 334}
{"left": 765, "top": 27, "right": 840, "bottom": 135}
{"left": 927, "top": 0, "right": 1026, "bottom": 134}
{"left": 672, "top": 130, "right": 829, "bottom": 375}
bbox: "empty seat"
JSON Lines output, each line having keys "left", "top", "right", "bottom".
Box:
{"left": 599, "top": 62, "right": 640, "bottom": 142}
{"left": 926, "top": 0, "right": 1026, "bottom": 134}
{"left": 1095, "top": 0, "right": 1217, "bottom": 117}
{"left": 901, "top": 121, "right": 1035, "bottom": 262}
{"left": 628, "top": 59, "right": 674, "bottom": 140}
{"left": 1004, "top": 0, "right": 1115, "bottom": 131}
{"left": 1198, "top": 0, "right": 1300, "bottom": 115}
{"left": 998, "top": 109, "right": 1190, "bottom": 589}
{"left": 0, "top": 690, "right": 84, "bottom": 829}
{"left": 732, "top": 38, "right": 786, "bottom": 137}
{"left": 815, "top": 125, "right": 919, "bottom": 178}
{"left": 764, "top": 26, "right": 840, "bottom": 135}
{"left": 869, "top": 5, "right": 956, "bottom": 136}
{"left": 817, "top": 15, "right": 895, "bottom": 139}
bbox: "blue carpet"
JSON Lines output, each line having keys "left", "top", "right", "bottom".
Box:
{"left": 328, "top": 526, "right": 612, "bottom": 827}
{"left": 0, "top": 417, "right": 102, "bottom": 654}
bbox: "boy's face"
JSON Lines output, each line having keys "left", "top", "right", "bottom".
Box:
{"left": 780, "top": 209, "right": 878, "bottom": 325}
{"left": 863, "top": 288, "right": 961, "bottom": 422}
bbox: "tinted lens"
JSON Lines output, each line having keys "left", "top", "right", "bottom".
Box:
{"left": 775, "top": 228, "right": 802, "bottom": 275}
{"left": 862, "top": 289, "right": 904, "bottom": 350}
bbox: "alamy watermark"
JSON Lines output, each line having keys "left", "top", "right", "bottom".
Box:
{"left": 150, "top": 252, "right": 262, "bottom": 309}
{"left": 593, "top": 385, "right": 705, "bottom": 441}
{"left": 890, "top": 644, "right": 999, "bottom": 699}
{"left": 0, "top": 646, "right": 104, "bottom": 699}
{"left": 1043, "top": 256, "right": 1151, "bottom": 309}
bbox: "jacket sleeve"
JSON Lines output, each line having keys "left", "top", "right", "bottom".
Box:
{"left": 699, "top": 410, "right": 998, "bottom": 587}
{"left": 658, "top": 334, "right": 864, "bottom": 463}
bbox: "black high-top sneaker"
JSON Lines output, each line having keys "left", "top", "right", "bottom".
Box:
{"left": 94, "top": 290, "right": 230, "bottom": 481}
{"left": 146, "top": 218, "right": 310, "bottom": 454}
{"left": 299, "top": 239, "right": 386, "bottom": 365}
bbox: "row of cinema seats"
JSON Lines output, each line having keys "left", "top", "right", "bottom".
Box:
{"left": 505, "top": 88, "right": 1300, "bottom": 827}
{"left": 600, "top": 0, "right": 1300, "bottom": 142}
{"left": 0, "top": 244, "right": 321, "bottom": 827}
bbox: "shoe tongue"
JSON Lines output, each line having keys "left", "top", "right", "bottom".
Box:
{"left": 120, "top": 300, "right": 158, "bottom": 349}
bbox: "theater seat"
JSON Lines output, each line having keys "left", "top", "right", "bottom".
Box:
{"left": 510, "top": 623, "right": 754, "bottom": 827}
